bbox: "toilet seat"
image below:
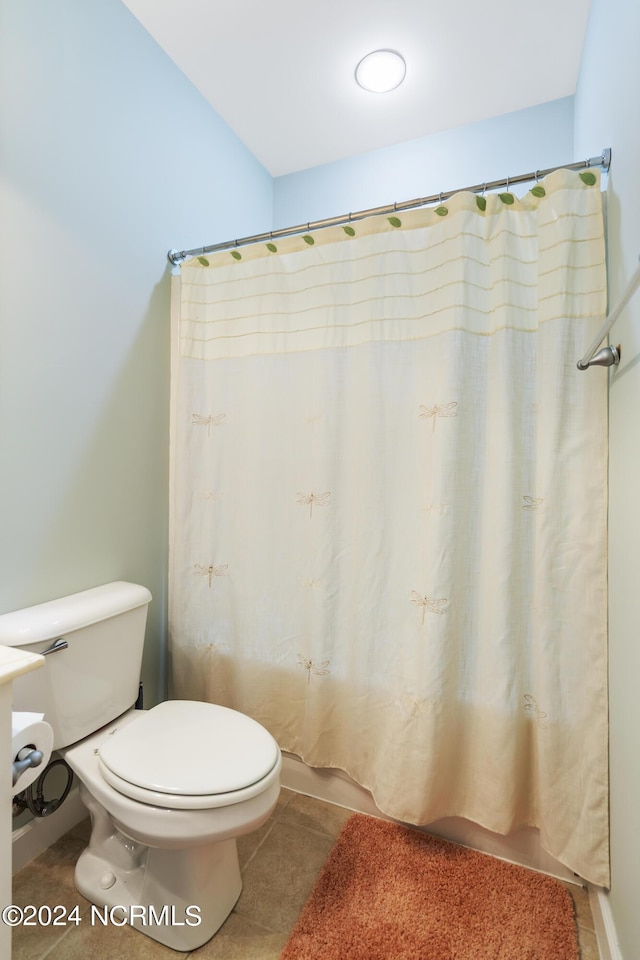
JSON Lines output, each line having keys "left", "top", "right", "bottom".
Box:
{"left": 97, "top": 758, "right": 280, "bottom": 810}
{"left": 97, "top": 700, "right": 280, "bottom": 810}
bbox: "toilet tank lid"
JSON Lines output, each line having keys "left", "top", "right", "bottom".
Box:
{"left": 0, "top": 582, "right": 152, "bottom": 647}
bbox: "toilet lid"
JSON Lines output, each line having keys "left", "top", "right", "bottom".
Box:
{"left": 98, "top": 700, "right": 280, "bottom": 797}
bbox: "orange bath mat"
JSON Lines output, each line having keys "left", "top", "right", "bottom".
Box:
{"left": 280, "top": 813, "right": 579, "bottom": 959}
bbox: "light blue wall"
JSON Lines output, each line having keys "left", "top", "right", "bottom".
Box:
{"left": 0, "top": 0, "right": 272, "bottom": 704}
{"left": 273, "top": 97, "right": 575, "bottom": 228}
{"left": 574, "top": 0, "right": 640, "bottom": 955}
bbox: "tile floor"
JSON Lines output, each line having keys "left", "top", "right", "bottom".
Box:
{"left": 12, "top": 789, "right": 600, "bottom": 959}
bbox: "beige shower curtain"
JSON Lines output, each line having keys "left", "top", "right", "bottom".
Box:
{"left": 169, "top": 167, "right": 609, "bottom": 886}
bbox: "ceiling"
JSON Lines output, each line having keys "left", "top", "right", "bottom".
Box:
{"left": 121, "top": 0, "right": 592, "bottom": 178}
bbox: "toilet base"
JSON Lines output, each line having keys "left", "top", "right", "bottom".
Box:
{"left": 76, "top": 786, "right": 242, "bottom": 951}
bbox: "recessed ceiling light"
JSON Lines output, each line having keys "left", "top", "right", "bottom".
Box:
{"left": 355, "top": 49, "right": 406, "bottom": 93}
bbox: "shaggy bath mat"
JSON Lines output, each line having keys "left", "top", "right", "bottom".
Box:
{"left": 280, "top": 814, "right": 579, "bottom": 960}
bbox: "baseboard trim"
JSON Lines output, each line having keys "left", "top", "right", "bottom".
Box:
{"left": 588, "top": 885, "right": 623, "bottom": 960}
{"left": 12, "top": 786, "right": 86, "bottom": 874}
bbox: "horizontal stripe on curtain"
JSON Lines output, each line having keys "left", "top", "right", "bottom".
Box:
{"left": 169, "top": 167, "right": 609, "bottom": 886}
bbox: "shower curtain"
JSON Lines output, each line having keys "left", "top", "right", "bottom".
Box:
{"left": 169, "top": 167, "right": 609, "bottom": 886}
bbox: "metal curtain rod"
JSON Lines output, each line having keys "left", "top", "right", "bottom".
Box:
{"left": 167, "top": 149, "right": 611, "bottom": 265}
{"left": 577, "top": 254, "right": 640, "bottom": 371}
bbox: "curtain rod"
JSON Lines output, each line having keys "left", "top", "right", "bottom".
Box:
{"left": 167, "top": 149, "right": 611, "bottom": 265}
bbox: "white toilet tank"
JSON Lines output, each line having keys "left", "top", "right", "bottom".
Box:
{"left": 0, "top": 582, "right": 151, "bottom": 749}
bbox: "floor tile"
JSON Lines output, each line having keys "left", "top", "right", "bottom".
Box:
{"left": 68, "top": 816, "right": 92, "bottom": 844}
{"left": 277, "top": 791, "right": 352, "bottom": 838}
{"left": 272, "top": 787, "right": 294, "bottom": 819}
{"left": 236, "top": 818, "right": 275, "bottom": 871}
{"left": 190, "top": 912, "right": 287, "bottom": 960}
{"left": 571, "top": 885, "right": 595, "bottom": 932}
{"left": 12, "top": 789, "right": 601, "bottom": 959}
{"left": 577, "top": 925, "right": 600, "bottom": 960}
{"left": 559, "top": 880, "right": 596, "bottom": 933}
{"left": 44, "top": 917, "right": 185, "bottom": 959}
{"left": 11, "top": 834, "right": 91, "bottom": 960}
{"left": 234, "top": 820, "right": 334, "bottom": 934}
{"left": 236, "top": 787, "right": 299, "bottom": 870}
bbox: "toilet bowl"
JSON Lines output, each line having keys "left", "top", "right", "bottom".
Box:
{"left": 63, "top": 701, "right": 282, "bottom": 847}
{"left": 61, "top": 702, "right": 281, "bottom": 950}
{"left": 2, "top": 582, "right": 282, "bottom": 951}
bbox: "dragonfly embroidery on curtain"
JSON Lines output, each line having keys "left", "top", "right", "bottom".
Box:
{"left": 524, "top": 694, "right": 548, "bottom": 727}
{"left": 192, "top": 413, "right": 226, "bottom": 436}
{"left": 422, "top": 502, "right": 450, "bottom": 517}
{"left": 296, "top": 491, "right": 331, "bottom": 518}
{"left": 522, "top": 496, "right": 544, "bottom": 510}
{"left": 192, "top": 563, "right": 229, "bottom": 586}
{"left": 297, "top": 655, "right": 331, "bottom": 685}
{"left": 418, "top": 401, "right": 458, "bottom": 432}
{"left": 304, "top": 414, "right": 324, "bottom": 427}
{"left": 400, "top": 693, "right": 433, "bottom": 717}
{"left": 410, "top": 591, "right": 448, "bottom": 624}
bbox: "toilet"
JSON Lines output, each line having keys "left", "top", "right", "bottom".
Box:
{"left": 1, "top": 582, "right": 281, "bottom": 951}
